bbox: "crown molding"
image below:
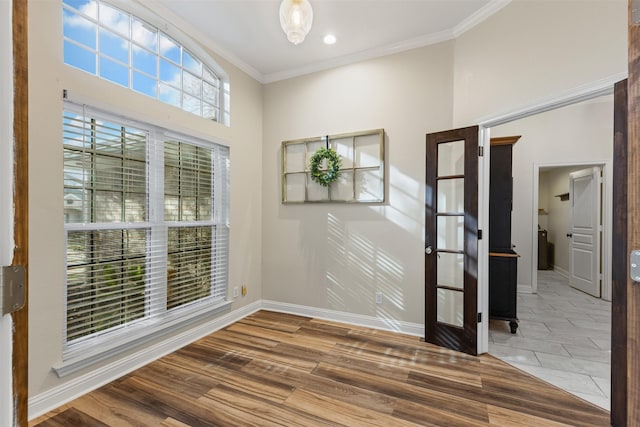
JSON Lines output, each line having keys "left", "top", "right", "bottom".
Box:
{"left": 125, "top": 0, "right": 512, "bottom": 85}
{"left": 262, "top": 0, "right": 512, "bottom": 83}
{"left": 262, "top": 28, "right": 456, "bottom": 84}
{"left": 453, "top": 0, "right": 512, "bottom": 38}
{"left": 129, "top": 0, "right": 264, "bottom": 82}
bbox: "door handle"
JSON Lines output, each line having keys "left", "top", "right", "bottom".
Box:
{"left": 566, "top": 233, "right": 573, "bottom": 238}
{"left": 425, "top": 246, "right": 434, "bottom": 255}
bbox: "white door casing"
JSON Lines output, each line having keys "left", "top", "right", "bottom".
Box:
{"left": 569, "top": 167, "right": 602, "bottom": 298}
{"left": 477, "top": 76, "right": 620, "bottom": 352}
{"left": 1, "top": 0, "right": 14, "bottom": 424}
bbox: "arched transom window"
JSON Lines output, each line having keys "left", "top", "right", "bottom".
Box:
{"left": 62, "top": 0, "right": 227, "bottom": 123}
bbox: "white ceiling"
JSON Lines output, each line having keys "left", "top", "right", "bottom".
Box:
{"left": 154, "top": 0, "right": 510, "bottom": 83}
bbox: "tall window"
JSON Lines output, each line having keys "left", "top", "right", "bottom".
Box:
{"left": 63, "top": 113, "right": 148, "bottom": 341}
{"left": 63, "top": 105, "right": 229, "bottom": 357}
{"left": 62, "top": 0, "right": 229, "bottom": 123}
{"left": 164, "top": 140, "right": 225, "bottom": 310}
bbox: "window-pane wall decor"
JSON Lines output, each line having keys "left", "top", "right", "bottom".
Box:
{"left": 282, "top": 129, "right": 385, "bottom": 203}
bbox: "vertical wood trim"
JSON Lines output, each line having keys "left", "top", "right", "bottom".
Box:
{"left": 12, "top": 0, "right": 28, "bottom": 425}
{"left": 425, "top": 133, "right": 437, "bottom": 344}
{"left": 463, "top": 126, "right": 479, "bottom": 356}
{"left": 628, "top": 1, "right": 640, "bottom": 424}
{"left": 611, "top": 79, "right": 628, "bottom": 427}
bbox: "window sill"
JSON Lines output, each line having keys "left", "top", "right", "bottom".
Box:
{"left": 54, "top": 299, "right": 232, "bottom": 378}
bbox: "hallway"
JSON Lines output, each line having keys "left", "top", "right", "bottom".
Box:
{"left": 489, "top": 270, "right": 611, "bottom": 410}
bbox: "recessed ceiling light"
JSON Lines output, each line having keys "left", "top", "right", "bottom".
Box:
{"left": 323, "top": 34, "right": 337, "bottom": 45}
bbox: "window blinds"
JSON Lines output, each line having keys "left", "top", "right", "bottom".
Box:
{"left": 63, "top": 106, "right": 229, "bottom": 350}
{"left": 63, "top": 112, "right": 148, "bottom": 224}
{"left": 164, "top": 139, "right": 227, "bottom": 309}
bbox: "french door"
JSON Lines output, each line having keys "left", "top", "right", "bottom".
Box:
{"left": 425, "top": 126, "right": 479, "bottom": 355}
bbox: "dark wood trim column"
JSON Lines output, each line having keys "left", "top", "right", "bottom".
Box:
{"left": 611, "top": 79, "right": 628, "bottom": 427}
{"left": 12, "top": 0, "right": 29, "bottom": 425}
{"left": 627, "top": 1, "right": 640, "bottom": 424}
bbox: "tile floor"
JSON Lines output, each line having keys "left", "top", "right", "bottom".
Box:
{"left": 489, "top": 269, "right": 611, "bottom": 410}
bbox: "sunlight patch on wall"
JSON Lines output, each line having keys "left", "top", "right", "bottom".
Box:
{"left": 326, "top": 213, "right": 408, "bottom": 326}
{"left": 369, "top": 165, "right": 424, "bottom": 236}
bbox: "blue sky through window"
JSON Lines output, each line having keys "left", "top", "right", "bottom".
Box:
{"left": 62, "top": 0, "right": 222, "bottom": 121}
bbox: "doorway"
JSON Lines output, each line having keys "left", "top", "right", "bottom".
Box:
{"left": 481, "top": 91, "right": 615, "bottom": 410}
{"left": 537, "top": 164, "right": 608, "bottom": 300}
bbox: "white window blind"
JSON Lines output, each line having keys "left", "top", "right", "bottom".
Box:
{"left": 163, "top": 139, "right": 228, "bottom": 310}
{"left": 64, "top": 110, "right": 150, "bottom": 342}
{"left": 62, "top": 105, "right": 230, "bottom": 361}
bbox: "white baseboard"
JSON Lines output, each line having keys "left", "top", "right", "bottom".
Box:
{"left": 553, "top": 267, "right": 570, "bottom": 278}
{"left": 28, "top": 300, "right": 262, "bottom": 421}
{"left": 261, "top": 300, "right": 424, "bottom": 337}
{"left": 517, "top": 284, "right": 535, "bottom": 294}
{"left": 29, "top": 299, "right": 423, "bottom": 420}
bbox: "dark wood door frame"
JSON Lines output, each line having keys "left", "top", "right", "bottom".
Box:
{"left": 12, "top": 0, "right": 29, "bottom": 425}
{"left": 611, "top": 79, "right": 628, "bottom": 427}
{"left": 626, "top": 1, "right": 640, "bottom": 423}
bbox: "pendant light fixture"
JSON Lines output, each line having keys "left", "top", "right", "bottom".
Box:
{"left": 279, "top": 0, "right": 313, "bottom": 45}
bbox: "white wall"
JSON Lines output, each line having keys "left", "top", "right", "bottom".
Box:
{"left": 452, "top": 0, "right": 626, "bottom": 126}
{"left": 262, "top": 42, "right": 455, "bottom": 326}
{"left": 28, "top": 0, "right": 263, "bottom": 405}
{"left": 1, "top": 0, "right": 14, "bottom": 424}
{"left": 261, "top": 0, "right": 625, "bottom": 328}
{"left": 492, "top": 96, "right": 613, "bottom": 289}
{"left": 543, "top": 166, "right": 589, "bottom": 274}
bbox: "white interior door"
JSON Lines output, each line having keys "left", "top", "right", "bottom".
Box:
{"left": 569, "top": 167, "right": 601, "bottom": 297}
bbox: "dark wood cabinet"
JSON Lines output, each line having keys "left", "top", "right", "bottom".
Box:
{"left": 489, "top": 251, "right": 519, "bottom": 333}
{"left": 489, "top": 136, "right": 520, "bottom": 333}
{"left": 489, "top": 143, "right": 513, "bottom": 250}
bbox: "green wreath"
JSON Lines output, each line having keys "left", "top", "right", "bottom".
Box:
{"left": 309, "top": 147, "right": 342, "bottom": 187}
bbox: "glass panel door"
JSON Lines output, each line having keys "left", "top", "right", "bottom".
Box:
{"left": 425, "top": 126, "right": 478, "bottom": 355}
{"left": 436, "top": 140, "right": 465, "bottom": 327}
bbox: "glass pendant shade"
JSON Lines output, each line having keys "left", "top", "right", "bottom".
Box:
{"left": 279, "top": 0, "right": 313, "bottom": 45}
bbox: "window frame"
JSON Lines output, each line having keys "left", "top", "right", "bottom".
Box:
{"left": 58, "top": 102, "right": 231, "bottom": 376}
{"left": 62, "top": 0, "right": 230, "bottom": 126}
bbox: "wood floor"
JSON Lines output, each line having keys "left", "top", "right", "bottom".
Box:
{"left": 31, "top": 311, "right": 610, "bottom": 426}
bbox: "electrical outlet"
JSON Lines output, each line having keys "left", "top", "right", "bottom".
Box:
{"left": 241, "top": 285, "right": 247, "bottom": 296}
{"left": 375, "top": 291, "right": 383, "bottom": 304}
{"left": 233, "top": 287, "right": 239, "bottom": 298}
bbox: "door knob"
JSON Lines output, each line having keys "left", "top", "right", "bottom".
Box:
{"left": 425, "top": 246, "right": 433, "bottom": 255}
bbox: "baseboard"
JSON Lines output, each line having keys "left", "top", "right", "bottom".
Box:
{"left": 29, "top": 299, "right": 423, "bottom": 419}
{"left": 517, "top": 284, "right": 535, "bottom": 294}
{"left": 28, "top": 300, "right": 262, "bottom": 421}
{"left": 261, "top": 300, "right": 424, "bottom": 337}
{"left": 553, "top": 267, "right": 570, "bottom": 278}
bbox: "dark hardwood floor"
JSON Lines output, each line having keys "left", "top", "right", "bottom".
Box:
{"left": 31, "top": 311, "right": 610, "bottom": 426}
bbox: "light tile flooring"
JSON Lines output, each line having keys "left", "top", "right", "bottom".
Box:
{"left": 489, "top": 270, "right": 611, "bottom": 411}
